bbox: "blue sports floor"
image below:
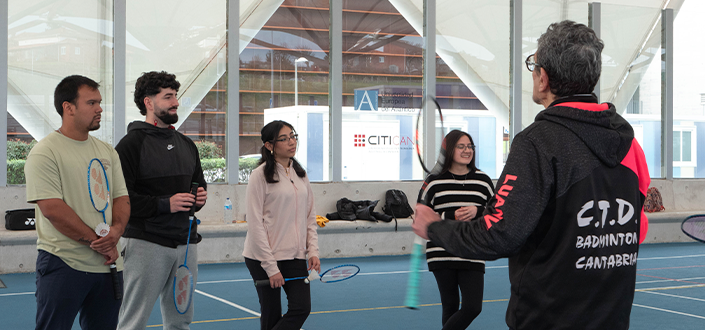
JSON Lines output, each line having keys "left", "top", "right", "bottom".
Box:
{"left": 1, "top": 242, "right": 704, "bottom": 329}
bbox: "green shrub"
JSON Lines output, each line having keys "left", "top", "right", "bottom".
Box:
{"left": 195, "top": 140, "right": 223, "bottom": 159}
{"left": 199, "top": 157, "right": 261, "bottom": 183}
{"left": 7, "top": 139, "right": 37, "bottom": 160}
{"left": 7, "top": 159, "right": 26, "bottom": 184}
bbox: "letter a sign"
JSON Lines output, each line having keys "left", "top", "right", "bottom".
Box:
{"left": 354, "top": 90, "right": 378, "bottom": 111}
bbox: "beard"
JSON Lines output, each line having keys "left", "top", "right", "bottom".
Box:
{"left": 88, "top": 115, "right": 101, "bottom": 131}
{"left": 156, "top": 106, "right": 179, "bottom": 125}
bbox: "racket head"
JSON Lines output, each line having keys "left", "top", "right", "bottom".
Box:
{"left": 415, "top": 97, "right": 445, "bottom": 174}
{"left": 319, "top": 264, "right": 360, "bottom": 283}
{"left": 173, "top": 265, "right": 194, "bottom": 314}
{"left": 87, "top": 158, "right": 110, "bottom": 215}
{"left": 681, "top": 214, "right": 705, "bottom": 243}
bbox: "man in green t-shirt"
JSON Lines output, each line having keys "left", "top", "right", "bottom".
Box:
{"left": 25, "top": 75, "right": 131, "bottom": 330}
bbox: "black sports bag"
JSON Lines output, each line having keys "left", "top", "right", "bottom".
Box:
{"left": 5, "top": 208, "right": 36, "bottom": 230}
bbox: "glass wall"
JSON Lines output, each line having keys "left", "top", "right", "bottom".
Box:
{"left": 340, "top": 0, "right": 423, "bottom": 181}
{"left": 7, "top": 0, "right": 114, "bottom": 184}
{"left": 435, "top": 0, "right": 510, "bottom": 179}
{"left": 2, "top": 0, "right": 694, "bottom": 184}
{"left": 604, "top": 3, "right": 664, "bottom": 179}
{"left": 247, "top": 0, "right": 330, "bottom": 182}
{"left": 125, "top": 0, "right": 226, "bottom": 182}
{"left": 671, "top": 0, "right": 704, "bottom": 178}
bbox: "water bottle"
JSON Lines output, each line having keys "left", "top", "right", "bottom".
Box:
{"left": 224, "top": 198, "right": 233, "bottom": 224}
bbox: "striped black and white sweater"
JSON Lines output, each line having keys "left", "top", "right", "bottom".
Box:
{"left": 418, "top": 170, "right": 494, "bottom": 272}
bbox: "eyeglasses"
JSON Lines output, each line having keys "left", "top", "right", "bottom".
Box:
{"left": 525, "top": 53, "right": 541, "bottom": 72}
{"left": 274, "top": 134, "right": 298, "bottom": 143}
{"left": 456, "top": 144, "right": 475, "bottom": 151}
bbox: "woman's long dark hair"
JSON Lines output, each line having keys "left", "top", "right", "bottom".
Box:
{"left": 440, "top": 130, "right": 479, "bottom": 175}
{"left": 259, "top": 120, "right": 307, "bottom": 183}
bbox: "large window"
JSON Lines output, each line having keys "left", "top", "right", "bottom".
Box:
{"left": 7, "top": 0, "right": 114, "bottom": 184}
{"left": 125, "top": 0, "right": 227, "bottom": 182}
{"left": 2, "top": 0, "right": 694, "bottom": 185}
{"left": 673, "top": 0, "right": 705, "bottom": 178}
{"left": 606, "top": 3, "right": 664, "bottom": 179}
{"left": 435, "top": 0, "right": 509, "bottom": 179}
{"left": 246, "top": 0, "right": 331, "bottom": 182}
{"left": 340, "top": 0, "right": 423, "bottom": 181}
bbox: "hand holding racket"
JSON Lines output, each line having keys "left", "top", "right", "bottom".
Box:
{"left": 682, "top": 215, "right": 705, "bottom": 243}
{"left": 254, "top": 264, "right": 360, "bottom": 287}
{"left": 174, "top": 182, "right": 200, "bottom": 314}
{"left": 87, "top": 158, "right": 122, "bottom": 300}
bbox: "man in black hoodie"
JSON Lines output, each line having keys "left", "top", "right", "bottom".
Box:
{"left": 413, "top": 21, "right": 650, "bottom": 330}
{"left": 116, "top": 71, "right": 207, "bottom": 329}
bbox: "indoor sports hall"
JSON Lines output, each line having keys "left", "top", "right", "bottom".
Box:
{"left": 2, "top": 1, "right": 705, "bottom": 329}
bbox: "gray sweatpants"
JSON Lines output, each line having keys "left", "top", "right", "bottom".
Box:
{"left": 117, "top": 238, "right": 198, "bottom": 330}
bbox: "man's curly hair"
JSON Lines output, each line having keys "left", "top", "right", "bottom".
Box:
{"left": 134, "top": 71, "right": 181, "bottom": 115}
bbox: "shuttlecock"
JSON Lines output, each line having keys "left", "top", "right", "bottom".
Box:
{"left": 308, "top": 269, "right": 321, "bottom": 281}
{"left": 95, "top": 223, "right": 110, "bottom": 237}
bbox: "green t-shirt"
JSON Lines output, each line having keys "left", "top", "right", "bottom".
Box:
{"left": 25, "top": 132, "right": 129, "bottom": 273}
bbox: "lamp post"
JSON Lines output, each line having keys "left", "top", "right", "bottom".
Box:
{"left": 294, "top": 57, "right": 307, "bottom": 106}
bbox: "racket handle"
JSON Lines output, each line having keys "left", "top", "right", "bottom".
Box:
{"left": 110, "top": 263, "right": 122, "bottom": 300}
{"left": 188, "top": 182, "right": 199, "bottom": 217}
{"left": 254, "top": 279, "right": 270, "bottom": 287}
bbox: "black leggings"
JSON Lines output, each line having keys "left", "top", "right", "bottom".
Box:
{"left": 432, "top": 268, "right": 484, "bottom": 330}
{"left": 245, "top": 258, "right": 311, "bottom": 330}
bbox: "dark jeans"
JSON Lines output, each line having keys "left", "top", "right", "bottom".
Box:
{"left": 245, "top": 258, "right": 311, "bottom": 330}
{"left": 432, "top": 268, "right": 484, "bottom": 330}
{"left": 35, "top": 250, "right": 122, "bottom": 330}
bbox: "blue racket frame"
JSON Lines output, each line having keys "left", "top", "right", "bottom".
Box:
{"left": 174, "top": 183, "right": 199, "bottom": 314}
{"left": 87, "top": 158, "right": 110, "bottom": 224}
{"left": 87, "top": 158, "right": 121, "bottom": 300}
{"left": 173, "top": 215, "right": 195, "bottom": 314}
{"left": 319, "top": 264, "right": 360, "bottom": 283}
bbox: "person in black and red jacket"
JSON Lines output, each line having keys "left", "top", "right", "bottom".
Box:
{"left": 413, "top": 21, "right": 650, "bottom": 330}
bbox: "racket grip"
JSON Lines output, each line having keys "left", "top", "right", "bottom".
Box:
{"left": 254, "top": 279, "right": 270, "bottom": 287}
{"left": 188, "top": 182, "right": 199, "bottom": 217}
{"left": 110, "top": 263, "right": 122, "bottom": 300}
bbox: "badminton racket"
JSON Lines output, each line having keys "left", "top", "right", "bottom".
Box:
{"left": 406, "top": 97, "right": 444, "bottom": 309}
{"left": 254, "top": 264, "right": 360, "bottom": 287}
{"left": 174, "top": 182, "right": 200, "bottom": 314}
{"left": 682, "top": 215, "right": 705, "bottom": 243}
{"left": 87, "top": 158, "right": 121, "bottom": 301}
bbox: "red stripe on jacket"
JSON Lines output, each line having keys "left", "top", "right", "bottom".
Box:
{"left": 620, "top": 139, "right": 651, "bottom": 244}
{"left": 554, "top": 102, "right": 610, "bottom": 112}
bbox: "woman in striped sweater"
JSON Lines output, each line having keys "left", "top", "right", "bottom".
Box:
{"left": 417, "top": 129, "right": 495, "bottom": 329}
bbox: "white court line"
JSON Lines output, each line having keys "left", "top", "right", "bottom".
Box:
{"left": 196, "top": 254, "right": 703, "bottom": 285}
{"left": 195, "top": 289, "right": 260, "bottom": 316}
{"left": 638, "top": 254, "right": 705, "bottom": 261}
{"left": 633, "top": 303, "right": 705, "bottom": 320}
{"left": 0, "top": 292, "right": 33, "bottom": 297}
{"left": 195, "top": 290, "right": 306, "bottom": 330}
{"left": 637, "top": 276, "right": 705, "bottom": 284}
{"left": 638, "top": 290, "right": 705, "bottom": 303}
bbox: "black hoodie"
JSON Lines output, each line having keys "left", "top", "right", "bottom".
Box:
{"left": 115, "top": 121, "right": 207, "bottom": 248}
{"left": 427, "top": 95, "right": 650, "bottom": 330}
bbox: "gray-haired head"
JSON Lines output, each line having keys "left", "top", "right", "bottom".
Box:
{"left": 535, "top": 20, "right": 604, "bottom": 97}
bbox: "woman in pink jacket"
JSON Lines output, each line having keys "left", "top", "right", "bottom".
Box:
{"left": 243, "top": 120, "right": 321, "bottom": 330}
